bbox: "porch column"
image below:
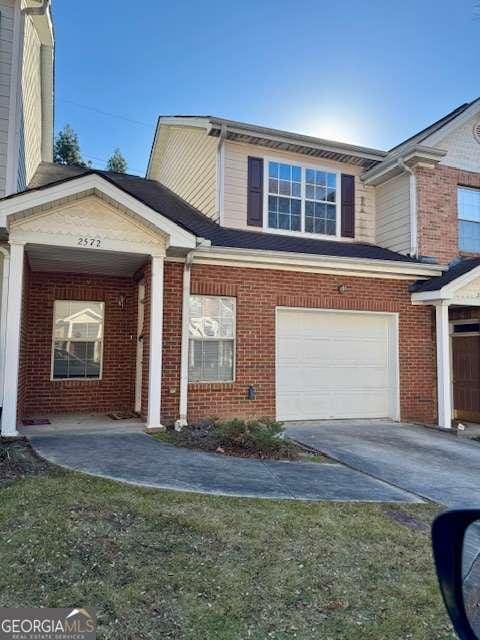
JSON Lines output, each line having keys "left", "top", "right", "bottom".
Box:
{"left": 1, "top": 241, "right": 25, "bottom": 437}
{"left": 146, "top": 254, "right": 165, "bottom": 430}
{"left": 435, "top": 300, "right": 452, "bottom": 429}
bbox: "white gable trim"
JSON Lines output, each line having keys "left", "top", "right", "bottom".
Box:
{"left": 411, "top": 264, "right": 480, "bottom": 305}
{"left": 0, "top": 174, "right": 198, "bottom": 250}
{"left": 423, "top": 99, "right": 480, "bottom": 148}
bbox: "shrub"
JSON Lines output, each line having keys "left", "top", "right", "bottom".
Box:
{"left": 161, "top": 417, "right": 300, "bottom": 460}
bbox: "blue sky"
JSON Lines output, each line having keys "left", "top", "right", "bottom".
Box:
{"left": 53, "top": 0, "right": 480, "bottom": 176}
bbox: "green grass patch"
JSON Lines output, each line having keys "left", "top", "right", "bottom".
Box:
{"left": 0, "top": 441, "right": 453, "bottom": 639}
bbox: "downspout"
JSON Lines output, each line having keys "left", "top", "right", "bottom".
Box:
{"left": 216, "top": 123, "right": 227, "bottom": 224}
{"left": 0, "top": 247, "right": 9, "bottom": 406}
{"left": 175, "top": 249, "right": 196, "bottom": 429}
{"left": 397, "top": 158, "right": 418, "bottom": 257}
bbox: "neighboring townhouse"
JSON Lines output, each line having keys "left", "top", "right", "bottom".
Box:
{"left": 0, "top": 3, "right": 478, "bottom": 437}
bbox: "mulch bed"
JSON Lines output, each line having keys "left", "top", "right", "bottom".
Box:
{"left": 0, "top": 438, "right": 51, "bottom": 484}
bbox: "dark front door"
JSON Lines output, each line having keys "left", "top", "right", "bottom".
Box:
{"left": 453, "top": 334, "right": 480, "bottom": 422}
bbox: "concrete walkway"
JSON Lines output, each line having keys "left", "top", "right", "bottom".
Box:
{"left": 286, "top": 420, "right": 480, "bottom": 508}
{"left": 21, "top": 416, "right": 421, "bottom": 503}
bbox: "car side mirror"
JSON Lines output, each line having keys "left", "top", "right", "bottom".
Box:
{"left": 432, "top": 509, "right": 480, "bottom": 640}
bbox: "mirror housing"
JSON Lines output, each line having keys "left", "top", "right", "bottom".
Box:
{"left": 432, "top": 509, "right": 480, "bottom": 640}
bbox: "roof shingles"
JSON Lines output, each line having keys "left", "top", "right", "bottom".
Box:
{"left": 21, "top": 162, "right": 420, "bottom": 264}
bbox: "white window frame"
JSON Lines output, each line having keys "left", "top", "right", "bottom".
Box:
{"left": 458, "top": 185, "right": 480, "bottom": 253}
{"left": 263, "top": 156, "right": 343, "bottom": 240}
{"left": 50, "top": 300, "right": 105, "bottom": 382}
{"left": 188, "top": 295, "right": 236, "bottom": 383}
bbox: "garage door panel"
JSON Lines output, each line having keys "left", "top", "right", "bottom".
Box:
{"left": 277, "top": 367, "right": 391, "bottom": 391}
{"left": 276, "top": 309, "right": 398, "bottom": 421}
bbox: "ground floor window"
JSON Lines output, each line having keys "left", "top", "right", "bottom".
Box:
{"left": 188, "top": 295, "right": 235, "bottom": 382}
{"left": 52, "top": 300, "right": 104, "bottom": 379}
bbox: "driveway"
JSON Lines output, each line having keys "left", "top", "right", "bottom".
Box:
{"left": 22, "top": 417, "right": 420, "bottom": 503}
{"left": 286, "top": 420, "right": 480, "bottom": 507}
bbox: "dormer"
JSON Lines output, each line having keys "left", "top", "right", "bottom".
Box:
{"left": 147, "top": 116, "right": 386, "bottom": 245}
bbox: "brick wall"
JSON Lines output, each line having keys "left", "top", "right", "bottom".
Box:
{"left": 160, "top": 262, "right": 437, "bottom": 426}
{"left": 21, "top": 271, "right": 138, "bottom": 416}
{"left": 416, "top": 164, "right": 480, "bottom": 264}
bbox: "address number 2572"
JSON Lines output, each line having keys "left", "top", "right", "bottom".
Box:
{"left": 78, "top": 237, "right": 102, "bottom": 248}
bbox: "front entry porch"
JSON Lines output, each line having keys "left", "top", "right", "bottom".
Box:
{"left": 0, "top": 176, "right": 198, "bottom": 437}
{"left": 412, "top": 257, "right": 480, "bottom": 429}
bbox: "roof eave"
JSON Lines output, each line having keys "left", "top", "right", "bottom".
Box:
{"left": 362, "top": 144, "right": 447, "bottom": 185}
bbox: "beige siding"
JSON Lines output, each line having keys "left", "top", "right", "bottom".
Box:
{"left": 434, "top": 114, "right": 480, "bottom": 173}
{"left": 148, "top": 124, "right": 218, "bottom": 219}
{"left": 375, "top": 174, "right": 411, "bottom": 254}
{"left": 222, "top": 140, "right": 376, "bottom": 243}
{"left": 0, "top": 0, "right": 14, "bottom": 196}
{"left": 17, "top": 12, "right": 41, "bottom": 189}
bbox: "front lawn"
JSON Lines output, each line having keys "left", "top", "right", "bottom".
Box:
{"left": 0, "top": 441, "right": 453, "bottom": 639}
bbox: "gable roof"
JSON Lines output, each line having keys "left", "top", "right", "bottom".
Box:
{"left": 15, "top": 161, "right": 430, "bottom": 265}
{"left": 151, "top": 115, "right": 387, "bottom": 170}
{"left": 388, "top": 100, "right": 477, "bottom": 154}
{"left": 411, "top": 257, "right": 480, "bottom": 293}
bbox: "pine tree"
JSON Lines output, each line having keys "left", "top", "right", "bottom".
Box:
{"left": 106, "top": 148, "right": 127, "bottom": 173}
{"left": 53, "top": 124, "right": 89, "bottom": 167}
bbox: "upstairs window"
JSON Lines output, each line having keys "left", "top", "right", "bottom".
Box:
{"left": 267, "top": 161, "right": 338, "bottom": 236}
{"left": 458, "top": 186, "right": 480, "bottom": 252}
{"left": 268, "top": 162, "right": 301, "bottom": 231}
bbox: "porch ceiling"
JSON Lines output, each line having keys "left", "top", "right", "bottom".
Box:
{"left": 26, "top": 244, "right": 149, "bottom": 276}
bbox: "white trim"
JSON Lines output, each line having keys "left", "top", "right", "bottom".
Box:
{"left": 0, "top": 175, "right": 197, "bottom": 250}
{"left": 0, "top": 246, "right": 10, "bottom": 405}
{"left": 411, "top": 263, "right": 480, "bottom": 305}
{"left": 147, "top": 256, "right": 165, "bottom": 430}
{"left": 5, "top": 2, "right": 24, "bottom": 196}
{"left": 191, "top": 245, "right": 443, "bottom": 279}
{"left": 435, "top": 301, "right": 453, "bottom": 428}
{"left": 49, "top": 300, "right": 105, "bottom": 382}
{"left": 0, "top": 241, "right": 25, "bottom": 436}
{"left": 274, "top": 307, "right": 400, "bottom": 422}
{"left": 262, "top": 156, "right": 343, "bottom": 241}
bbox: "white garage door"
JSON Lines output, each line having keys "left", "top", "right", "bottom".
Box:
{"left": 276, "top": 309, "right": 399, "bottom": 421}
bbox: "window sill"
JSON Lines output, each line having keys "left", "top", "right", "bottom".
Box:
{"left": 188, "top": 381, "right": 235, "bottom": 391}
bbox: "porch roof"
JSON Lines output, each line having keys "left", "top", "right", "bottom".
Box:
{"left": 8, "top": 162, "right": 433, "bottom": 266}
{"left": 411, "top": 257, "right": 480, "bottom": 293}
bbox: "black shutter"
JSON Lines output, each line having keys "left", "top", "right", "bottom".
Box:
{"left": 341, "top": 174, "right": 355, "bottom": 238}
{"left": 247, "top": 156, "right": 263, "bottom": 227}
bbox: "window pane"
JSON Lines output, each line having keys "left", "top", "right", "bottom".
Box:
{"left": 279, "top": 163, "right": 290, "bottom": 180}
{"left": 189, "top": 296, "right": 235, "bottom": 340}
{"left": 189, "top": 339, "right": 234, "bottom": 382}
{"left": 459, "top": 220, "right": 480, "bottom": 252}
{"left": 459, "top": 187, "right": 480, "bottom": 223}
{"left": 269, "top": 162, "right": 279, "bottom": 178}
{"left": 52, "top": 301, "right": 103, "bottom": 379}
{"left": 268, "top": 178, "right": 278, "bottom": 194}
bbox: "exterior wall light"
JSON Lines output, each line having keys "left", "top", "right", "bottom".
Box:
{"left": 247, "top": 385, "right": 256, "bottom": 401}
{"left": 338, "top": 285, "right": 348, "bottom": 294}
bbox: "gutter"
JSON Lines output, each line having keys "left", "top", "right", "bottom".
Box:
{"left": 397, "top": 158, "right": 418, "bottom": 258}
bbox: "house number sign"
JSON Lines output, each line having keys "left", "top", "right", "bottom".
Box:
{"left": 78, "top": 237, "right": 102, "bottom": 248}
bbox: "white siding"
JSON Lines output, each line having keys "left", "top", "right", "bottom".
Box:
{"left": 148, "top": 124, "right": 218, "bottom": 220}
{"left": 375, "top": 173, "right": 411, "bottom": 254}
{"left": 0, "top": 0, "right": 14, "bottom": 196}
{"left": 17, "top": 12, "right": 41, "bottom": 190}
{"left": 223, "top": 140, "right": 376, "bottom": 243}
